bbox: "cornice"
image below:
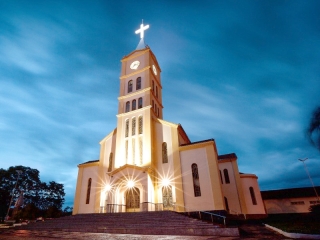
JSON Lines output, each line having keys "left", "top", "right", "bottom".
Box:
{"left": 120, "top": 66, "right": 150, "bottom": 79}
{"left": 116, "top": 106, "right": 152, "bottom": 117}
{"left": 118, "top": 87, "right": 151, "bottom": 100}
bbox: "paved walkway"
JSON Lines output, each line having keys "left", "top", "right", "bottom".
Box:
{"left": 0, "top": 224, "right": 291, "bottom": 240}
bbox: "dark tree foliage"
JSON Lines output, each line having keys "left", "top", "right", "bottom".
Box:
{"left": 307, "top": 106, "right": 320, "bottom": 151}
{"left": 0, "top": 166, "right": 65, "bottom": 221}
{"left": 309, "top": 204, "right": 320, "bottom": 215}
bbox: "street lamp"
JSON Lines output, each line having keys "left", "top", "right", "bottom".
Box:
{"left": 298, "top": 158, "right": 319, "bottom": 202}
{"left": 5, "top": 170, "right": 22, "bottom": 221}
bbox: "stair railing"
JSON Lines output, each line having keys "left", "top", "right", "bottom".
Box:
{"left": 173, "top": 204, "right": 226, "bottom": 226}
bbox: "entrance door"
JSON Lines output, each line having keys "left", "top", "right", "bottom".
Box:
{"left": 162, "top": 186, "right": 173, "bottom": 210}
{"left": 126, "top": 187, "right": 140, "bottom": 212}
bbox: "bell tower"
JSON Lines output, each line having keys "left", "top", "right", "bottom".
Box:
{"left": 114, "top": 22, "right": 162, "bottom": 169}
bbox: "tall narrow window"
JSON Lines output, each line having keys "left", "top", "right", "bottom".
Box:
{"left": 125, "top": 140, "right": 128, "bottom": 163}
{"left": 139, "top": 137, "right": 143, "bottom": 165}
{"left": 152, "top": 80, "right": 154, "bottom": 92}
{"left": 125, "top": 119, "right": 129, "bottom": 137}
{"left": 219, "top": 170, "right": 223, "bottom": 184}
{"left": 249, "top": 187, "right": 257, "bottom": 205}
{"left": 138, "top": 116, "right": 143, "bottom": 134}
{"left": 224, "top": 197, "right": 229, "bottom": 212}
{"left": 86, "top": 178, "right": 92, "bottom": 204}
{"left": 132, "top": 139, "right": 135, "bottom": 165}
{"left": 157, "top": 108, "right": 159, "bottom": 117}
{"left": 192, "top": 164, "right": 201, "bottom": 197}
{"left": 136, "top": 77, "right": 141, "bottom": 90}
{"left": 162, "top": 142, "right": 168, "bottom": 163}
{"left": 152, "top": 100, "right": 154, "bottom": 110}
{"left": 108, "top": 153, "right": 113, "bottom": 172}
{"left": 132, "top": 99, "right": 136, "bottom": 111}
{"left": 132, "top": 117, "right": 136, "bottom": 136}
{"left": 128, "top": 80, "right": 133, "bottom": 93}
{"left": 138, "top": 97, "right": 143, "bottom": 108}
{"left": 156, "top": 86, "right": 158, "bottom": 98}
{"left": 223, "top": 169, "right": 230, "bottom": 184}
{"left": 125, "top": 101, "right": 130, "bottom": 113}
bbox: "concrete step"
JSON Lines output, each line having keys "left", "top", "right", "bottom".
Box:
{"left": 15, "top": 211, "right": 239, "bottom": 237}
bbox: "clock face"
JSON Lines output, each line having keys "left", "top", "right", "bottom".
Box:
{"left": 152, "top": 65, "right": 157, "bottom": 75}
{"left": 130, "top": 61, "right": 140, "bottom": 70}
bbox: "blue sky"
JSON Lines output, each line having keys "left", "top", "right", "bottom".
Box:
{"left": 1, "top": 0, "right": 320, "bottom": 207}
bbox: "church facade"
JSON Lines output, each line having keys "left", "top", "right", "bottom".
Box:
{"left": 73, "top": 24, "right": 266, "bottom": 218}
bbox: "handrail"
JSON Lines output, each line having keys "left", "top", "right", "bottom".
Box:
{"left": 173, "top": 204, "right": 226, "bottom": 226}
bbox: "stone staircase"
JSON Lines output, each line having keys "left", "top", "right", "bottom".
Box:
{"left": 15, "top": 211, "right": 239, "bottom": 236}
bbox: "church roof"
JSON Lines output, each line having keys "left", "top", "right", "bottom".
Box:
{"left": 180, "top": 138, "right": 214, "bottom": 147}
{"left": 261, "top": 186, "right": 320, "bottom": 199}
{"left": 218, "top": 153, "right": 237, "bottom": 160}
{"left": 136, "top": 38, "right": 147, "bottom": 50}
{"left": 79, "top": 160, "right": 99, "bottom": 165}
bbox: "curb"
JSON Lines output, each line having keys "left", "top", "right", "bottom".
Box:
{"left": 265, "top": 224, "right": 320, "bottom": 239}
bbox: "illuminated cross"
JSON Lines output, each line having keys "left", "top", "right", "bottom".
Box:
{"left": 135, "top": 21, "right": 149, "bottom": 39}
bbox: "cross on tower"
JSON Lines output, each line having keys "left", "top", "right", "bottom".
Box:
{"left": 135, "top": 21, "right": 149, "bottom": 39}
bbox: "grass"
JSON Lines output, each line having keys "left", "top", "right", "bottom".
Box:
{"left": 264, "top": 213, "right": 320, "bottom": 235}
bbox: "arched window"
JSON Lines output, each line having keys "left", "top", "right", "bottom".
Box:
{"left": 162, "top": 142, "right": 168, "bottom": 163}
{"left": 136, "top": 77, "right": 141, "bottom": 90}
{"left": 138, "top": 116, "right": 143, "bottom": 134}
{"left": 132, "top": 99, "right": 136, "bottom": 111}
{"left": 86, "top": 178, "right": 92, "bottom": 204}
{"left": 125, "top": 101, "right": 130, "bottom": 113}
{"left": 108, "top": 153, "right": 113, "bottom": 172}
{"left": 128, "top": 80, "right": 133, "bottom": 93}
{"left": 125, "top": 119, "right": 129, "bottom": 137}
{"left": 191, "top": 163, "right": 201, "bottom": 197}
{"left": 219, "top": 170, "right": 223, "bottom": 184}
{"left": 223, "top": 169, "right": 230, "bottom": 184}
{"left": 132, "top": 117, "right": 136, "bottom": 136}
{"left": 249, "top": 187, "right": 257, "bottom": 205}
{"left": 138, "top": 97, "right": 143, "bottom": 109}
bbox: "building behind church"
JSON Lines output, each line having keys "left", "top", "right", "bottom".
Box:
{"left": 73, "top": 23, "right": 266, "bottom": 218}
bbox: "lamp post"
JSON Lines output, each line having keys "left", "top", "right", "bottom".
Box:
{"left": 5, "top": 170, "right": 22, "bottom": 221}
{"left": 298, "top": 158, "right": 319, "bottom": 202}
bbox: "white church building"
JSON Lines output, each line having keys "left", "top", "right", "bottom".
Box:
{"left": 73, "top": 23, "right": 266, "bottom": 218}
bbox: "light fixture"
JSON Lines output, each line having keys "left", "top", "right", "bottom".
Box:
{"left": 162, "top": 178, "right": 170, "bottom": 187}
{"left": 105, "top": 185, "right": 112, "bottom": 191}
{"left": 127, "top": 180, "right": 135, "bottom": 188}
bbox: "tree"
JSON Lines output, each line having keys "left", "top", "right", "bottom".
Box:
{"left": 307, "top": 106, "right": 320, "bottom": 151}
{"left": 0, "top": 166, "right": 65, "bottom": 221}
{"left": 309, "top": 204, "right": 320, "bottom": 215}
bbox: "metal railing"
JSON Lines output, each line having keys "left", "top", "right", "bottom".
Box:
{"left": 175, "top": 204, "right": 227, "bottom": 226}
{"left": 99, "top": 202, "right": 226, "bottom": 226}
{"left": 100, "top": 202, "right": 176, "bottom": 213}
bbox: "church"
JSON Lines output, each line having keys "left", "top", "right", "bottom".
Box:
{"left": 73, "top": 23, "right": 266, "bottom": 218}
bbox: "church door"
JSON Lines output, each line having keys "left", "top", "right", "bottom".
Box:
{"left": 162, "top": 186, "right": 173, "bottom": 210}
{"left": 126, "top": 187, "right": 140, "bottom": 212}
